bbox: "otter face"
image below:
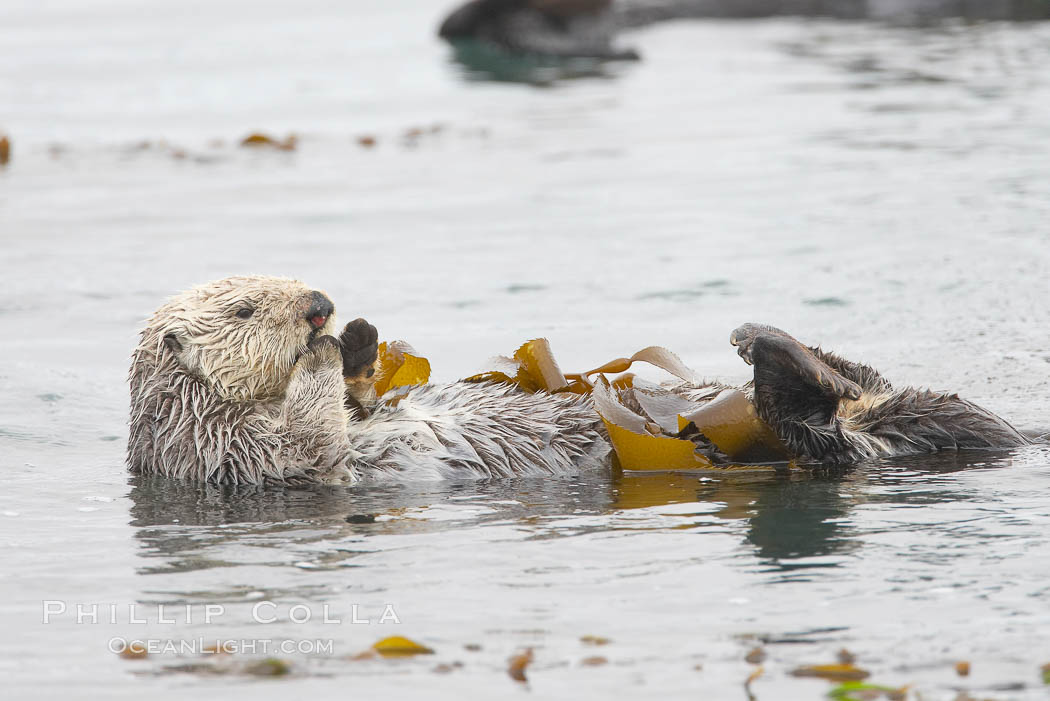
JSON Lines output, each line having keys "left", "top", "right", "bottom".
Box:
{"left": 147, "top": 275, "right": 337, "bottom": 401}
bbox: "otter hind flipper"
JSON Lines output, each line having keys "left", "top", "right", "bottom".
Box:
{"left": 730, "top": 324, "right": 862, "bottom": 402}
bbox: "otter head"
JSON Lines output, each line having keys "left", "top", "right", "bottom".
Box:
{"left": 139, "top": 275, "right": 337, "bottom": 401}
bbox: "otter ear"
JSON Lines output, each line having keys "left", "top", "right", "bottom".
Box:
{"left": 163, "top": 332, "right": 186, "bottom": 355}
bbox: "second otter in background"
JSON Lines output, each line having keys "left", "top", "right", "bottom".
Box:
{"left": 438, "top": 0, "right": 641, "bottom": 61}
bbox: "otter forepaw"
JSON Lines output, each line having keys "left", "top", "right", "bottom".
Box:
{"left": 338, "top": 318, "right": 379, "bottom": 380}
{"left": 299, "top": 334, "right": 343, "bottom": 373}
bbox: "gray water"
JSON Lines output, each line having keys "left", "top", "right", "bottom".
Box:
{"left": 2, "top": 1, "right": 1050, "bottom": 699}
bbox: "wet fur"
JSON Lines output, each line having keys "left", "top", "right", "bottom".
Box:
{"left": 128, "top": 277, "right": 354, "bottom": 484}
{"left": 439, "top": 0, "right": 639, "bottom": 60}
{"left": 349, "top": 382, "right": 607, "bottom": 480}
{"left": 730, "top": 323, "right": 1029, "bottom": 464}
{"left": 127, "top": 276, "right": 607, "bottom": 485}
{"left": 128, "top": 278, "right": 1029, "bottom": 485}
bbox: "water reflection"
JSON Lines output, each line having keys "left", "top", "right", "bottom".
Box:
{"left": 446, "top": 40, "right": 627, "bottom": 84}
{"left": 613, "top": 468, "right": 858, "bottom": 566}
{"left": 127, "top": 447, "right": 1034, "bottom": 583}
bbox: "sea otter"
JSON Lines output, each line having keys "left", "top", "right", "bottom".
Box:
{"left": 438, "top": 0, "right": 641, "bottom": 61}
{"left": 437, "top": 0, "right": 1050, "bottom": 59}
{"left": 127, "top": 276, "right": 1029, "bottom": 485}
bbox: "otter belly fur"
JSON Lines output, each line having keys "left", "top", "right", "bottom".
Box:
{"left": 127, "top": 277, "right": 1030, "bottom": 485}
{"left": 348, "top": 382, "right": 607, "bottom": 481}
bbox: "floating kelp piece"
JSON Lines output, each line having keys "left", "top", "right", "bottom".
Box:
{"left": 790, "top": 663, "right": 870, "bottom": 682}
{"left": 243, "top": 657, "right": 292, "bottom": 676}
{"left": 0, "top": 135, "right": 10, "bottom": 165}
{"left": 580, "top": 635, "right": 611, "bottom": 646}
{"left": 827, "top": 681, "right": 908, "bottom": 700}
{"left": 239, "top": 132, "right": 297, "bottom": 151}
{"left": 372, "top": 636, "right": 434, "bottom": 657}
{"left": 745, "top": 647, "right": 766, "bottom": 664}
{"left": 118, "top": 640, "right": 149, "bottom": 659}
{"left": 507, "top": 648, "right": 533, "bottom": 682}
{"left": 373, "top": 341, "right": 431, "bottom": 396}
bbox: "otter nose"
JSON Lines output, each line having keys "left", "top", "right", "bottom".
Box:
{"left": 305, "top": 291, "right": 334, "bottom": 329}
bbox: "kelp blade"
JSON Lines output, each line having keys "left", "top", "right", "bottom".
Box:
{"left": 568, "top": 345, "right": 698, "bottom": 390}
{"left": 678, "top": 389, "right": 789, "bottom": 462}
{"left": 592, "top": 375, "right": 714, "bottom": 471}
{"left": 514, "top": 338, "right": 569, "bottom": 392}
{"left": 373, "top": 341, "right": 431, "bottom": 396}
{"left": 464, "top": 339, "right": 570, "bottom": 393}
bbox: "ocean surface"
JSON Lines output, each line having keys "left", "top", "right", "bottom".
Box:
{"left": 1, "top": 1, "right": 1049, "bottom": 698}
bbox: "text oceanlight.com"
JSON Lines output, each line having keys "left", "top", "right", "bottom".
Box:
{"left": 109, "top": 637, "right": 336, "bottom": 655}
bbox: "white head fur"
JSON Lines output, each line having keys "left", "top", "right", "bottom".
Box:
{"left": 128, "top": 275, "right": 353, "bottom": 484}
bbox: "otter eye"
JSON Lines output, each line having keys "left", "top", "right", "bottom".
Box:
{"left": 236, "top": 307, "right": 254, "bottom": 319}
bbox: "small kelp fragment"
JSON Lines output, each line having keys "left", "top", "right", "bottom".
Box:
{"left": 372, "top": 636, "right": 434, "bottom": 657}
{"left": 678, "top": 389, "right": 789, "bottom": 462}
{"left": 432, "top": 661, "right": 463, "bottom": 673}
{"left": 593, "top": 376, "right": 715, "bottom": 471}
{"left": 838, "top": 648, "right": 857, "bottom": 665}
{"left": 507, "top": 648, "right": 533, "bottom": 683}
{"left": 118, "top": 640, "right": 149, "bottom": 660}
{"left": 240, "top": 132, "right": 297, "bottom": 151}
{"left": 357, "top": 135, "right": 377, "bottom": 148}
{"left": 955, "top": 661, "right": 971, "bottom": 677}
{"left": 580, "top": 656, "right": 608, "bottom": 666}
{"left": 0, "top": 135, "right": 10, "bottom": 165}
{"left": 580, "top": 635, "right": 611, "bottom": 646}
{"left": 373, "top": 341, "right": 431, "bottom": 396}
{"left": 243, "top": 658, "right": 291, "bottom": 676}
{"left": 827, "top": 681, "right": 908, "bottom": 700}
{"left": 790, "top": 664, "right": 870, "bottom": 682}
{"left": 1041, "top": 662, "right": 1050, "bottom": 684}
{"left": 345, "top": 514, "right": 376, "bottom": 524}
{"left": 464, "top": 643, "right": 482, "bottom": 652}
{"left": 745, "top": 647, "right": 766, "bottom": 664}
